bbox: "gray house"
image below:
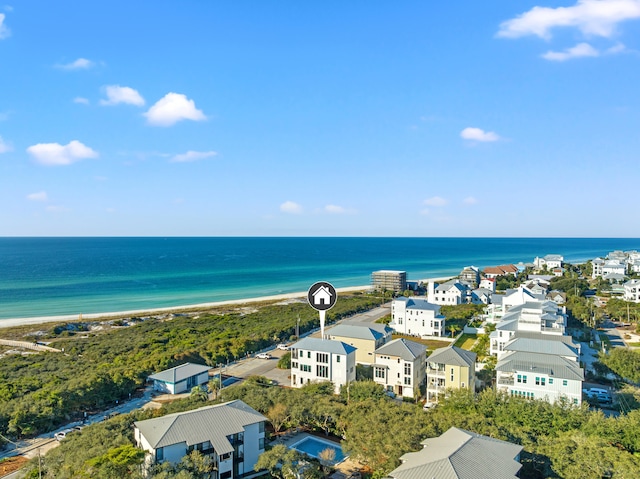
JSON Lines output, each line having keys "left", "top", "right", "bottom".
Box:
{"left": 134, "top": 400, "right": 267, "bottom": 478}
{"left": 148, "top": 362, "right": 211, "bottom": 394}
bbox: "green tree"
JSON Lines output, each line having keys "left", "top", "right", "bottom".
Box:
{"left": 277, "top": 352, "right": 291, "bottom": 369}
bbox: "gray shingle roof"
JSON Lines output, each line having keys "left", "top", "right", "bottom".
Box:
{"left": 496, "top": 351, "right": 584, "bottom": 381}
{"left": 134, "top": 400, "right": 266, "bottom": 454}
{"left": 395, "top": 297, "right": 442, "bottom": 312}
{"left": 148, "top": 363, "right": 211, "bottom": 384}
{"left": 428, "top": 346, "right": 476, "bottom": 367}
{"left": 389, "top": 427, "right": 522, "bottom": 479}
{"left": 375, "top": 338, "right": 426, "bottom": 361}
{"left": 292, "top": 337, "right": 356, "bottom": 356}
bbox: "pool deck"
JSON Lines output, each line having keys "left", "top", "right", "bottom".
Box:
{"left": 272, "top": 431, "right": 362, "bottom": 479}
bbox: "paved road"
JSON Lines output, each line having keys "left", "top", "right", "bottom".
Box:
{"left": 600, "top": 320, "right": 626, "bottom": 349}
{"left": 0, "top": 302, "right": 391, "bottom": 477}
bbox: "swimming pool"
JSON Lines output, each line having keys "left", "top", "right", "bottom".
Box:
{"left": 290, "top": 436, "right": 347, "bottom": 465}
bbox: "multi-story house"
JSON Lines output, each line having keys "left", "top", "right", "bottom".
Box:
{"left": 327, "top": 322, "right": 392, "bottom": 365}
{"left": 390, "top": 297, "right": 446, "bottom": 337}
{"left": 496, "top": 349, "right": 584, "bottom": 405}
{"left": 426, "top": 346, "right": 476, "bottom": 406}
{"left": 430, "top": 279, "right": 470, "bottom": 305}
{"left": 372, "top": 338, "right": 427, "bottom": 399}
{"left": 134, "top": 400, "right": 267, "bottom": 478}
{"left": 534, "top": 255, "right": 563, "bottom": 270}
{"left": 459, "top": 266, "right": 480, "bottom": 287}
{"left": 495, "top": 331, "right": 580, "bottom": 361}
{"left": 485, "top": 285, "right": 546, "bottom": 323}
{"left": 147, "top": 363, "right": 211, "bottom": 395}
{"left": 290, "top": 337, "right": 356, "bottom": 393}
{"left": 623, "top": 279, "right": 640, "bottom": 303}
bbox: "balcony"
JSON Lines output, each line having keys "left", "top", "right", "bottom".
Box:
{"left": 497, "top": 377, "right": 514, "bottom": 386}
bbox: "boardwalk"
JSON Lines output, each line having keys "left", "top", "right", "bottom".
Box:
{"left": 0, "top": 339, "right": 61, "bottom": 353}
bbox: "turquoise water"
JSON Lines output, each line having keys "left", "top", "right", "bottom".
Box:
{"left": 1, "top": 237, "right": 639, "bottom": 321}
{"left": 291, "top": 436, "right": 346, "bottom": 464}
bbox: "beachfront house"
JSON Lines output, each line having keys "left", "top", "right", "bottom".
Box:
{"left": 290, "top": 337, "right": 356, "bottom": 393}
{"left": 426, "top": 346, "right": 476, "bottom": 406}
{"left": 483, "top": 264, "right": 518, "bottom": 279}
{"left": 372, "top": 338, "right": 427, "bottom": 399}
{"left": 390, "top": 297, "right": 446, "bottom": 337}
{"left": 148, "top": 363, "right": 211, "bottom": 395}
{"left": 134, "top": 400, "right": 267, "bottom": 477}
{"left": 459, "top": 265, "right": 480, "bottom": 287}
{"left": 534, "top": 255, "right": 564, "bottom": 271}
{"left": 387, "top": 427, "right": 523, "bottom": 479}
{"left": 327, "top": 322, "right": 392, "bottom": 365}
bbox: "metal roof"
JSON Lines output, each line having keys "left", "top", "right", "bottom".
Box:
{"left": 328, "top": 323, "right": 391, "bottom": 341}
{"left": 496, "top": 351, "right": 584, "bottom": 381}
{"left": 292, "top": 337, "right": 357, "bottom": 356}
{"left": 396, "top": 297, "right": 442, "bottom": 312}
{"left": 388, "top": 427, "right": 522, "bottom": 479}
{"left": 148, "top": 363, "right": 211, "bottom": 384}
{"left": 134, "top": 400, "right": 266, "bottom": 454}
{"left": 504, "top": 336, "right": 578, "bottom": 359}
{"left": 375, "top": 338, "right": 426, "bottom": 361}
{"left": 428, "top": 346, "right": 476, "bottom": 367}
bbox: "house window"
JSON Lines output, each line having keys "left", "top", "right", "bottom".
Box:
{"left": 404, "top": 376, "right": 411, "bottom": 385}
{"left": 221, "top": 472, "right": 232, "bottom": 479}
{"left": 374, "top": 367, "right": 385, "bottom": 379}
{"left": 317, "top": 365, "right": 329, "bottom": 378}
{"left": 522, "top": 375, "right": 527, "bottom": 384}
{"left": 292, "top": 362, "right": 298, "bottom": 369}
{"left": 336, "top": 356, "right": 341, "bottom": 363}
{"left": 307, "top": 351, "right": 311, "bottom": 359}
{"left": 259, "top": 437, "right": 265, "bottom": 450}
{"left": 259, "top": 421, "right": 265, "bottom": 433}
{"left": 156, "top": 447, "right": 164, "bottom": 462}
{"left": 563, "top": 380, "right": 568, "bottom": 386}
{"left": 549, "top": 378, "right": 554, "bottom": 385}
{"left": 220, "top": 453, "right": 232, "bottom": 461}
{"left": 300, "top": 364, "right": 311, "bottom": 372}
{"left": 317, "top": 353, "right": 329, "bottom": 363}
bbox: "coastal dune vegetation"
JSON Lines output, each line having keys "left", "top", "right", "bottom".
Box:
{"left": 0, "top": 294, "right": 380, "bottom": 440}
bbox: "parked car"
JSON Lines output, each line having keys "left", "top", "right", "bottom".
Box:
{"left": 256, "top": 352, "right": 272, "bottom": 359}
{"left": 276, "top": 344, "right": 289, "bottom": 351}
{"left": 54, "top": 428, "right": 75, "bottom": 441}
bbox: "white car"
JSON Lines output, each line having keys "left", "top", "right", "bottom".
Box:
{"left": 256, "top": 352, "right": 272, "bottom": 359}
{"left": 54, "top": 428, "right": 74, "bottom": 441}
{"left": 276, "top": 344, "right": 289, "bottom": 351}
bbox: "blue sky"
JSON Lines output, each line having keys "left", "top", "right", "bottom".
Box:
{"left": 1, "top": 1, "right": 639, "bottom": 237}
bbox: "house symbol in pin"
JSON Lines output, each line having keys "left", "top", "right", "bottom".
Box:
{"left": 312, "top": 285, "right": 333, "bottom": 306}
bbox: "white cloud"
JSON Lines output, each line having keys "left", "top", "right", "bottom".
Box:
{"left": 460, "top": 127, "right": 501, "bottom": 142}
{"left": 280, "top": 201, "right": 303, "bottom": 214}
{"left": 424, "top": 196, "right": 448, "bottom": 207}
{"left": 27, "top": 140, "right": 98, "bottom": 166}
{"left": 73, "top": 97, "right": 90, "bottom": 105}
{"left": 607, "top": 41, "right": 627, "bottom": 53}
{"left": 498, "top": 0, "right": 640, "bottom": 39}
{"left": 100, "top": 85, "right": 145, "bottom": 106}
{"left": 463, "top": 196, "right": 478, "bottom": 205}
{"left": 542, "top": 42, "right": 600, "bottom": 60}
{"left": 56, "top": 58, "right": 95, "bottom": 70}
{"left": 0, "top": 13, "right": 10, "bottom": 39}
{"left": 170, "top": 150, "right": 217, "bottom": 163}
{"left": 0, "top": 135, "right": 11, "bottom": 153}
{"left": 27, "top": 191, "right": 48, "bottom": 202}
{"left": 323, "top": 204, "right": 357, "bottom": 214}
{"left": 144, "top": 93, "right": 206, "bottom": 126}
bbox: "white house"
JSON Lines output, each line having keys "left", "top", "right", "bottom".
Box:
{"left": 495, "top": 331, "right": 580, "bottom": 361}
{"left": 390, "top": 297, "right": 446, "bottom": 337}
{"left": 623, "top": 279, "right": 640, "bottom": 303}
{"left": 480, "top": 277, "right": 496, "bottom": 292}
{"left": 134, "top": 400, "right": 267, "bottom": 478}
{"left": 373, "top": 338, "right": 427, "bottom": 399}
{"left": 593, "top": 258, "right": 626, "bottom": 278}
{"left": 148, "top": 363, "right": 211, "bottom": 394}
{"left": 430, "top": 279, "right": 470, "bottom": 305}
{"left": 485, "top": 285, "right": 546, "bottom": 323}
{"left": 388, "top": 427, "right": 523, "bottom": 479}
{"left": 534, "top": 254, "right": 563, "bottom": 270}
{"left": 327, "top": 322, "right": 392, "bottom": 365}
{"left": 290, "top": 337, "right": 356, "bottom": 393}
{"left": 496, "top": 350, "right": 584, "bottom": 406}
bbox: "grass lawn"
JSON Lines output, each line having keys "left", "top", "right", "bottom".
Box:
{"left": 454, "top": 333, "right": 478, "bottom": 350}
{"left": 391, "top": 334, "right": 450, "bottom": 350}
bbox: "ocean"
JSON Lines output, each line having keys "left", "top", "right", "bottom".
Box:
{"left": 1, "top": 237, "right": 639, "bottom": 321}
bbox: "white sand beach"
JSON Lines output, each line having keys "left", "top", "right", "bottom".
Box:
{"left": 0, "top": 276, "right": 453, "bottom": 330}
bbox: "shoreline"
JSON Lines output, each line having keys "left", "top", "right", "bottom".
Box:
{"left": 0, "top": 276, "right": 453, "bottom": 330}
